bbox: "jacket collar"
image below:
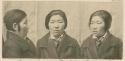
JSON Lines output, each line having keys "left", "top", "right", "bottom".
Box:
{"left": 7, "top": 30, "right": 30, "bottom": 51}
{"left": 82, "top": 31, "right": 116, "bottom": 58}
{"left": 83, "top": 31, "right": 111, "bottom": 47}
{"left": 7, "top": 30, "right": 24, "bottom": 41}
{"left": 39, "top": 32, "right": 74, "bottom": 48}
{"left": 97, "top": 31, "right": 115, "bottom": 53}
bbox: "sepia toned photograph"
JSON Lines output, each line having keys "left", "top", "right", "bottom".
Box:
{"left": 1, "top": 0, "right": 124, "bottom": 60}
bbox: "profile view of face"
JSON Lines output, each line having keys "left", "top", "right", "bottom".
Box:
{"left": 90, "top": 16, "right": 106, "bottom": 38}
{"left": 49, "top": 15, "right": 65, "bottom": 37}
{"left": 18, "top": 17, "right": 28, "bottom": 39}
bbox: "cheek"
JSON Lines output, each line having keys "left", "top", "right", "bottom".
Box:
{"left": 48, "top": 23, "right": 54, "bottom": 30}
{"left": 20, "top": 25, "right": 27, "bottom": 32}
{"left": 90, "top": 25, "right": 94, "bottom": 29}
{"left": 89, "top": 24, "right": 96, "bottom": 30}
{"left": 59, "top": 23, "right": 65, "bottom": 29}
{"left": 98, "top": 24, "right": 105, "bottom": 31}
{"left": 19, "top": 24, "right": 23, "bottom": 31}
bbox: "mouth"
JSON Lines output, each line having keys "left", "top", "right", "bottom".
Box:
{"left": 54, "top": 30, "right": 60, "bottom": 33}
{"left": 92, "top": 31, "right": 98, "bottom": 34}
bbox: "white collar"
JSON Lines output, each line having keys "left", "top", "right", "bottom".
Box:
{"left": 92, "top": 31, "right": 108, "bottom": 40}
{"left": 49, "top": 33, "right": 64, "bottom": 41}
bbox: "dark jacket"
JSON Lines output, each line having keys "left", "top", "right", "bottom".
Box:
{"left": 81, "top": 31, "right": 122, "bottom": 59}
{"left": 37, "top": 32, "right": 80, "bottom": 59}
{"left": 3, "top": 31, "right": 36, "bottom": 58}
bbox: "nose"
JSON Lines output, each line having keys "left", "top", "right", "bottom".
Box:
{"left": 91, "top": 24, "right": 97, "bottom": 30}
{"left": 27, "top": 27, "right": 29, "bottom": 32}
{"left": 54, "top": 24, "right": 59, "bottom": 29}
{"left": 93, "top": 26, "right": 97, "bottom": 30}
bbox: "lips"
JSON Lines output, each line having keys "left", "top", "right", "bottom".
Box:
{"left": 92, "top": 31, "right": 98, "bottom": 34}
{"left": 54, "top": 30, "right": 59, "bottom": 33}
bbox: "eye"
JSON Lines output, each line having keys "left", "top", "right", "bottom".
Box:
{"left": 57, "top": 20, "right": 63, "bottom": 23}
{"left": 58, "top": 21, "right": 63, "bottom": 23}
{"left": 50, "top": 21, "right": 54, "bottom": 23}
{"left": 97, "top": 21, "right": 102, "bottom": 24}
{"left": 90, "top": 22, "right": 94, "bottom": 24}
{"left": 50, "top": 22, "right": 54, "bottom": 23}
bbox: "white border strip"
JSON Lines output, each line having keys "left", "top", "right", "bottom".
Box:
{"left": 3, "top": 0, "right": 114, "bottom": 2}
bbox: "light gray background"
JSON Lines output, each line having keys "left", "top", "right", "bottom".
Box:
{"left": 3, "top": 1, "right": 123, "bottom": 46}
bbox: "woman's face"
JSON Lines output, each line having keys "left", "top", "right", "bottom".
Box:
{"left": 90, "top": 16, "right": 106, "bottom": 37}
{"left": 49, "top": 15, "right": 65, "bottom": 37}
{"left": 18, "top": 17, "right": 28, "bottom": 39}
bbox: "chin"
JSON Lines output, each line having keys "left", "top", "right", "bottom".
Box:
{"left": 53, "top": 33, "right": 60, "bottom": 37}
{"left": 92, "top": 34, "right": 98, "bottom": 37}
{"left": 23, "top": 34, "right": 27, "bottom": 38}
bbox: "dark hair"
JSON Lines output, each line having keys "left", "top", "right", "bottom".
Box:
{"left": 89, "top": 10, "right": 112, "bottom": 31}
{"left": 45, "top": 10, "right": 67, "bottom": 29}
{"left": 4, "top": 9, "right": 27, "bottom": 31}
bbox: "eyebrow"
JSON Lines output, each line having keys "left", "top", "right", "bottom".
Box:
{"left": 50, "top": 19, "right": 63, "bottom": 22}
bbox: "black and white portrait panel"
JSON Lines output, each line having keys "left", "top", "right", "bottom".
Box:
{"left": 2, "top": 0, "right": 123, "bottom": 60}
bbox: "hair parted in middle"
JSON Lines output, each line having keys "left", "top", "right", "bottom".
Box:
{"left": 45, "top": 10, "right": 67, "bottom": 29}
{"left": 89, "top": 10, "right": 112, "bottom": 31}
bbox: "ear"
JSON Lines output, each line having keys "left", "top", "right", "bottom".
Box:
{"left": 13, "top": 23, "right": 18, "bottom": 31}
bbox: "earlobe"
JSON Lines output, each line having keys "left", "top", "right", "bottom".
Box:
{"left": 13, "top": 23, "right": 18, "bottom": 31}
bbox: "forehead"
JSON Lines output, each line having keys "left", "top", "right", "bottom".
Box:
{"left": 20, "top": 17, "right": 27, "bottom": 23}
{"left": 50, "top": 15, "right": 63, "bottom": 20}
{"left": 91, "top": 16, "right": 104, "bottom": 22}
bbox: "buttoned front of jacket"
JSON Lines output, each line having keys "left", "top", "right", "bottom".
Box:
{"left": 81, "top": 31, "right": 123, "bottom": 59}
{"left": 37, "top": 32, "right": 80, "bottom": 59}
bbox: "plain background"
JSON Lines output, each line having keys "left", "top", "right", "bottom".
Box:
{"left": 2, "top": 1, "right": 123, "bottom": 46}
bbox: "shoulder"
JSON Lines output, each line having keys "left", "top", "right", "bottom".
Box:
{"left": 5, "top": 32, "right": 26, "bottom": 47}
{"left": 4, "top": 40, "right": 17, "bottom": 48}
{"left": 64, "top": 34, "right": 77, "bottom": 43}
{"left": 109, "top": 34, "right": 122, "bottom": 46}
{"left": 37, "top": 33, "right": 49, "bottom": 46}
{"left": 81, "top": 35, "right": 92, "bottom": 47}
{"left": 37, "top": 33, "right": 49, "bottom": 42}
{"left": 64, "top": 34, "right": 79, "bottom": 47}
{"left": 65, "top": 34, "right": 77, "bottom": 42}
{"left": 4, "top": 36, "right": 21, "bottom": 47}
{"left": 3, "top": 37, "right": 21, "bottom": 52}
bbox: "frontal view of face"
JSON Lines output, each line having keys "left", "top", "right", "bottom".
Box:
{"left": 90, "top": 16, "right": 106, "bottom": 38}
{"left": 49, "top": 15, "right": 65, "bottom": 37}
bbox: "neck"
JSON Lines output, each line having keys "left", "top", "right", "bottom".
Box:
{"left": 15, "top": 31, "right": 26, "bottom": 39}
{"left": 97, "top": 31, "right": 106, "bottom": 39}
{"left": 50, "top": 31, "right": 64, "bottom": 39}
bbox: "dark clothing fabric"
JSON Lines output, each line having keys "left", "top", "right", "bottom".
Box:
{"left": 2, "top": 36, "right": 4, "bottom": 58}
{"left": 81, "top": 31, "right": 123, "bottom": 59}
{"left": 37, "top": 32, "right": 80, "bottom": 59}
{"left": 3, "top": 31, "right": 36, "bottom": 58}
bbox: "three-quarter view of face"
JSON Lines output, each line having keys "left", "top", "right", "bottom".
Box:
{"left": 81, "top": 10, "right": 122, "bottom": 59}
{"left": 89, "top": 10, "right": 112, "bottom": 38}
{"left": 49, "top": 15, "right": 65, "bottom": 37}
{"left": 90, "top": 16, "right": 105, "bottom": 38}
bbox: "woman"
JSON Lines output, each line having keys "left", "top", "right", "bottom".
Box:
{"left": 3, "top": 9, "right": 36, "bottom": 58}
{"left": 81, "top": 10, "right": 122, "bottom": 59}
{"left": 37, "top": 10, "right": 80, "bottom": 59}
